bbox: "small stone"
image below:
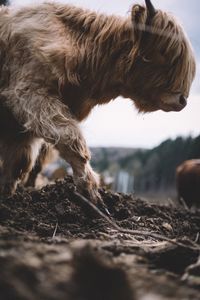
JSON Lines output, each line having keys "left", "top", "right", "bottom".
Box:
{"left": 162, "top": 222, "right": 173, "bottom": 232}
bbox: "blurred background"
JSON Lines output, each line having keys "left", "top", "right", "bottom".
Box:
{"left": 8, "top": 0, "right": 200, "bottom": 200}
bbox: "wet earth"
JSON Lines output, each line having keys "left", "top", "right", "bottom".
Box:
{"left": 0, "top": 176, "right": 200, "bottom": 300}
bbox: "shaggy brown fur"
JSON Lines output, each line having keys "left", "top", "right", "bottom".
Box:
{"left": 0, "top": 1, "right": 196, "bottom": 202}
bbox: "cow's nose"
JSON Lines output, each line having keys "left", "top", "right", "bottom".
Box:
{"left": 179, "top": 95, "right": 187, "bottom": 107}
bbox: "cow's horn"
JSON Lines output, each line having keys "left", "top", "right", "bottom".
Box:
{"left": 145, "top": 0, "right": 156, "bottom": 18}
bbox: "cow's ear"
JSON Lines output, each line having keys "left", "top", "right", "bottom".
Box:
{"left": 131, "top": 5, "right": 146, "bottom": 42}
{"left": 131, "top": 5, "right": 146, "bottom": 27}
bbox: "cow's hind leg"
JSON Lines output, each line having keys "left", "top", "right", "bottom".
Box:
{"left": 0, "top": 138, "right": 42, "bottom": 197}
{"left": 25, "top": 142, "right": 51, "bottom": 187}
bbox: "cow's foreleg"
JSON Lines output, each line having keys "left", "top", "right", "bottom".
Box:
{"left": 5, "top": 87, "right": 102, "bottom": 204}
{"left": 55, "top": 129, "right": 101, "bottom": 205}
{"left": 53, "top": 121, "right": 102, "bottom": 205}
{"left": 24, "top": 98, "right": 101, "bottom": 204}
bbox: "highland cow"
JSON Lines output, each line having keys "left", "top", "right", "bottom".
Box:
{"left": 0, "top": 0, "right": 196, "bottom": 204}
{"left": 176, "top": 160, "right": 200, "bottom": 208}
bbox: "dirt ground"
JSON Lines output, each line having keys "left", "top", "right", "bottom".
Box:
{"left": 0, "top": 176, "right": 200, "bottom": 300}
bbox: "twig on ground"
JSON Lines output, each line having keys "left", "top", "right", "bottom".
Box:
{"left": 179, "top": 197, "right": 189, "bottom": 210}
{"left": 52, "top": 222, "right": 58, "bottom": 239}
{"left": 195, "top": 232, "right": 200, "bottom": 243}
{"left": 72, "top": 191, "right": 200, "bottom": 252}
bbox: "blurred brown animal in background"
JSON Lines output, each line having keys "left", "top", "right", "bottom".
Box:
{"left": 0, "top": 0, "right": 196, "bottom": 204}
{"left": 50, "top": 167, "right": 68, "bottom": 181}
{"left": 176, "top": 160, "right": 200, "bottom": 209}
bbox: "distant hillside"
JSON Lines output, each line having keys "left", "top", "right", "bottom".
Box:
{"left": 0, "top": 1, "right": 8, "bottom": 6}
{"left": 90, "top": 147, "right": 140, "bottom": 171}
{"left": 119, "top": 135, "right": 200, "bottom": 193}
{"left": 90, "top": 135, "right": 200, "bottom": 194}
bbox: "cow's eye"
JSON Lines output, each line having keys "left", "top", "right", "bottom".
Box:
{"left": 141, "top": 55, "right": 152, "bottom": 63}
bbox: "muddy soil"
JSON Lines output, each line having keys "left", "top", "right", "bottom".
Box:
{"left": 0, "top": 176, "right": 200, "bottom": 300}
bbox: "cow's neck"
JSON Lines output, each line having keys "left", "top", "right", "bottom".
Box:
{"left": 80, "top": 13, "right": 134, "bottom": 99}
{"left": 61, "top": 7, "right": 136, "bottom": 120}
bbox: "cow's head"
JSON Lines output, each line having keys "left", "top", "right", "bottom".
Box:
{"left": 123, "top": 0, "right": 196, "bottom": 113}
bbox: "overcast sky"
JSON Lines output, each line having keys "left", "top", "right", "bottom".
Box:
{"left": 11, "top": 0, "right": 200, "bottom": 148}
